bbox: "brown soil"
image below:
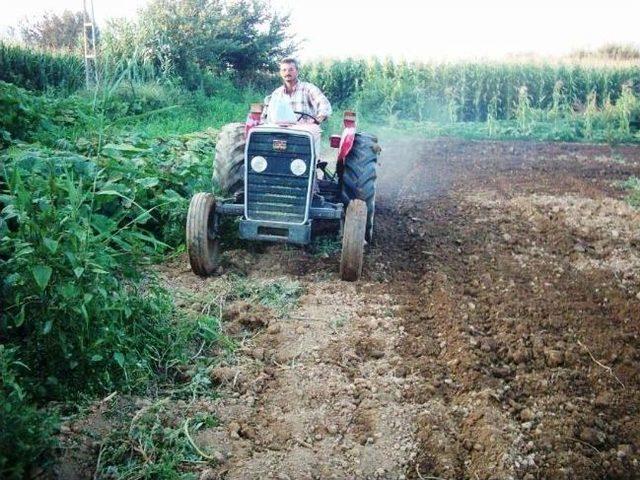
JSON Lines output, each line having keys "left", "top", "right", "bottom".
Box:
{"left": 59, "top": 139, "right": 640, "bottom": 479}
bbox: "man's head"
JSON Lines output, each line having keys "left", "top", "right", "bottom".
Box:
{"left": 279, "top": 58, "right": 299, "bottom": 85}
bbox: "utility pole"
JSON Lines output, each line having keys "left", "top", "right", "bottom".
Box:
{"left": 82, "top": 0, "right": 98, "bottom": 87}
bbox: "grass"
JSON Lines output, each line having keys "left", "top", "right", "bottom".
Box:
{"left": 61, "top": 274, "right": 302, "bottom": 480}
{"left": 91, "top": 397, "right": 219, "bottom": 480}
{"left": 622, "top": 176, "right": 640, "bottom": 207}
{"left": 174, "top": 274, "right": 303, "bottom": 320}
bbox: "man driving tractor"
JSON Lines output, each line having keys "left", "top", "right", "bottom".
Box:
{"left": 186, "top": 55, "right": 378, "bottom": 281}
{"left": 262, "top": 57, "right": 332, "bottom": 127}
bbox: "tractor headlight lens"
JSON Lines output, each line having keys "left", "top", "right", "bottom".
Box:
{"left": 290, "top": 158, "right": 306, "bottom": 176}
{"left": 250, "top": 156, "right": 267, "bottom": 173}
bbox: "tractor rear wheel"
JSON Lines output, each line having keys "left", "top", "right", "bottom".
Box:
{"left": 340, "top": 199, "right": 367, "bottom": 281}
{"left": 186, "top": 193, "right": 221, "bottom": 277}
{"left": 340, "top": 133, "right": 379, "bottom": 242}
{"left": 214, "top": 123, "right": 246, "bottom": 196}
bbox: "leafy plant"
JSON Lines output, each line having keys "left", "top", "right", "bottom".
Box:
{"left": 0, "top": 145, "right": 214, "bottom": 399}
{"left": 0, "top": 346, "right": 58, "bottom": 479}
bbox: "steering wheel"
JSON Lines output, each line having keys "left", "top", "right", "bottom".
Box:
{"left": 294, "top": 111, "right": 320, "bottom": 124}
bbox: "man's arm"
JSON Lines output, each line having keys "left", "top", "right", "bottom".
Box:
{"left": 307, "top": 83, "right": 332, "bottom": 123}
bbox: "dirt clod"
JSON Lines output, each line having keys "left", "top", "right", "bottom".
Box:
{"left": 544, "top": 349, "right": 565, "bottom": 367}
{"left": 210, "top": 366, "right": 237, "bottom": 384}
{"left": 224, "top": 301, "right": 273, "bottom": 330}
{"left": 579, "top": 427, "right": 606, "bottom": 446}
{"left": 519, "top": 408, "right": 535, "bottom": 422}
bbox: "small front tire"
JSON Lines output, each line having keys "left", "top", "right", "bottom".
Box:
{"left": 340, "top": 199, "right": 367, "bottom": 281}
{"left": 186, "top": 193, "right": 221, "bottom": 277}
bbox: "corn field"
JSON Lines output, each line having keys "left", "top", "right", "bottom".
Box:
{"left": 0, "top": 43, "right": 84, "bottom": 92}
{"left": 302, "top": 59, "right": 640, "bottom": 122}
{"left": 2, "top": 40, "right": 639, "bottom": 128}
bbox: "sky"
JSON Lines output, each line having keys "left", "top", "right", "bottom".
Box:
{"left": 2, "top": 0, "right": 639, "bottom": 61}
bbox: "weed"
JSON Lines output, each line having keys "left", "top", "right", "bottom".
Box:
{"left": 97, "top": 398, "right": 219, "bottom": 479}
{"left": 188, "top": 275, "right": 303, "bottom": 319}
{"left": 331, "top": 313, "right": 348, "bottom": 332}
{"left": 310, "top": 236, "right": 342, "bottom": 258}
{"left": 622, "top": 176, "right": 640, "bottom": 207}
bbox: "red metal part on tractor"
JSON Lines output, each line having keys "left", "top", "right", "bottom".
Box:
{"left": 336, "top": 111, "right": 357, "bottom": 163}
{"left": 245, "top": 103, "right": 263, "bottom": 137}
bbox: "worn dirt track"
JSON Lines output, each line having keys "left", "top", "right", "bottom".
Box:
{"left": 168, "top": 139, "right": 640, "bottom": 480}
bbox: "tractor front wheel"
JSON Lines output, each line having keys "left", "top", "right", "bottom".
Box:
{"left": 186, "top": 193, "right": 221, "bottom": 277}
{"left": 340, "top": 199, "right": 367, "bottom": 281}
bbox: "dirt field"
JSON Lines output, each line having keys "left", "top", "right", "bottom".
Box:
{"left": 58, "top": 139, "right": 640, "bottom": 479}
{"left": 163, "top": 139, "right": 640, "bottom": 480}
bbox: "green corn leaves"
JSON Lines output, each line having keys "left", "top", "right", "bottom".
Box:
{"left": 304, "top": 59, "right": 640, "bottom": 124}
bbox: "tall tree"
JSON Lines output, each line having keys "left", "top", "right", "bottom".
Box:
{"left": 102, "top": 0, "right": 296, "bottom": 83}
{"left": 19, "top": 10, "right": 85, "bottom": 52}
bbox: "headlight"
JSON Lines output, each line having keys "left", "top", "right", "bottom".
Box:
{"left": 250, "top": 156, "right": 267, "bottom": 173}
{"left": 290, "top": 158, "right": 307, "bottom": 176}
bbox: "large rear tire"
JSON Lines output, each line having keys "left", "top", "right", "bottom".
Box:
{"left": 340, "top": 199, "right": 367, "bottom": 281}
{"left": 186, "top": 193, "right": 221, "bottom": 277}
{"left": 214, "top": 123, "right": 246, "bottom": 196}
{"left": 340, "top": 133, "right": 379, "bottom": 242}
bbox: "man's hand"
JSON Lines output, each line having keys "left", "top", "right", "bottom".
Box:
{"left": 316, "top": 115, "right": 327, "bottom": 124}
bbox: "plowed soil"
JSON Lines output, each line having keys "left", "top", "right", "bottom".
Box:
{"left": 176, "top": 139, "right": 640, "bottom": 480}
{"left": 59, "top": 139, "right": 640, "bottom": 479}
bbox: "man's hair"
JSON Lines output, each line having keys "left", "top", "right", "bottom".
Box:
{"left": 279, "top": 57, "right": 299, "bottom": 69}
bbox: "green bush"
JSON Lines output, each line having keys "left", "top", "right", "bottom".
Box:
{"left": 0, "top": 146, "right": 209, "bottom": 399}
{"left": 0, "top": 346, "right": 58, "bottom": 479}
{"left": 95, "top": 82, "right": 183, "bottom": 119}
{"left": 0, "top": 81, "right": 95, "bottom": 147}
{"left": 0, "top": 81, "right": 44, "bottom": 146}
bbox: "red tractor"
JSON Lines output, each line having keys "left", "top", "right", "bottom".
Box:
{"left": 186, "top": 104, "right": 379, "bottom": 281}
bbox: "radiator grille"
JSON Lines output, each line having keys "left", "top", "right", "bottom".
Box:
{"left": 245, "top": 131, "right": 313, "bottom": 224}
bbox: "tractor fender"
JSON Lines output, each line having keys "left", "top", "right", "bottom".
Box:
{"left": 244, "top": 104, "right": 264, "bottom": 138}
{"left": 337, "top": 127, "right": 357, "bottom": 163}
{"left": 245, "top": 112, "right": 261, "bottom": 138}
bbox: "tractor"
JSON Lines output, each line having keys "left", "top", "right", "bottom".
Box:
{"left": 186, "top": 102, "right": 379, "bottom": 281}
